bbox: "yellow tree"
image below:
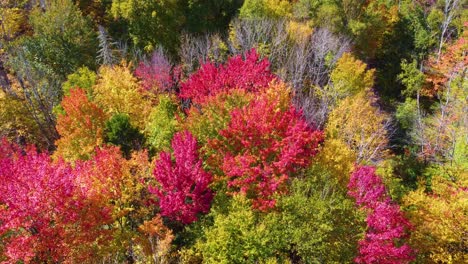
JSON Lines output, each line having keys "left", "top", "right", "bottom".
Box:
{"left": 0, "top": 4, "right": 26, "bottom": 41}
{"left": 314, "top": 138, "right": 356, "bottom": 187}
{"left": 403, "top": 176, "right": 467, "bottom": 263}
{"left": 326, "top": 91, "right": 390, "bottom": 164}
{"left": 0, "top": 87, "right": 44, "bottom": 147}
{"left": 93, "top": 63, "right": 151, "bottom": 130}
{"left": 329, "top": 52, "right": 375, "bottom": 100}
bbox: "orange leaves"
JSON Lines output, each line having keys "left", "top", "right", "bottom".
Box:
{"left": 55, "top": 88, "right": 107, "bottom": 161}
{"left": 138, "top": 215, "right": 174, "bottom": 260}
{"left": 425, "top": 31, "right": 467, "bottom": 96}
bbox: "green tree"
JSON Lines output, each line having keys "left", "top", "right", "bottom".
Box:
{"left": 240, "top": 0, "right": 293, "bottom": 19}
{"left": 111, "top": 0, "right": 184, "bottom": 54}
{"left": 105, "top": 113, "right": 145, "bottom": 158}
{"left": 188, "top": 164, "right": 364, "bottom": 263}
{"left": 15, "top": 0, "right": 97, "bottom": 79}
{"left": 63, "top": 66, "right": 97, "bottom": 97}
{"left": 194, "top": 195, "right": 289, "bottom": 263}
{"left": 145, "top": 94, "right": 181, "bottom": 154}
{"left": 185, "top": 0, "right": 244, "bottom": 33}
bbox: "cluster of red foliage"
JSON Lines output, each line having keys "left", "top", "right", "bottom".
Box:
{"left": 348, "top": 166, "right": 414, "bottom": 264}
{"left": 209, "top": 95, "right": 323, "bottom": 211}
{"left": 135, "top": 52, "right": 180, "bottom": 94}
{"left": 150, "top": 131, "right": 213, "bottom": 224}
{"left": 0, "top": 139, "right": 112, "bottom": 263}
{"left": 179, "top": 49, "right": 276, "bottom": 104}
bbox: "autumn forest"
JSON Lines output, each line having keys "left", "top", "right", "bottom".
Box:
{"left": 0, "top": 0, "right": 466, "bottom": 263}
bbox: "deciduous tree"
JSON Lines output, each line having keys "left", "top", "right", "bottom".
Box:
{"left": 326, "top": 91, "right": 391, "bottom": 163}
{"left": 54, "top": 88, "right": 107, "bottom": 161}
{"left": 179, "top": 49, "right": 275, "bottom": 105}
{"left": 208, "top": 86, "right": 323, "bottom": 210}
{"left": 348, "top": 166, "right": 414, "bottom": 264}
{"left": 93, "top": 63, "right": 151, "bottom": 130}
{"left": 150, "top": 131, "right": 213, "bottom": 224}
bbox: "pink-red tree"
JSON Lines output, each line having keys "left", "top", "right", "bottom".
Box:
{"left": 0, "top": 139, "right": 112, "bottom": 263}
{"left": 150, "top": 131, "right": 213, "bottom": 224}
{"left": 179, "top": 49, "right": 276, "bottom": 104}
{"left": 348, "top": 166, "right": 414, "bottom": 264}
{"left": 208, "top": 93, "right": 324, "bottom": 211}
{"left": 134, "top": 50, "right": 180, "bottom": 94}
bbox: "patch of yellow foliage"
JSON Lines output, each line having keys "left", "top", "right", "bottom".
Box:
{"left": 314, "top": 138, "right": 356, "bottom": 187}
{"left": 93, "top": 63, "right": 152, "bottom": 130}
{"left": 330, "top": 53, "right": 375, "bottom": 99}
{"left": 403, "top": 176, "right": 468, "bottom": 263}
{"left": 0, "top": 7, "right": 26, "bottom": 39}
{"left": 326, "top": 91, "right": 389, "bottom": 164}
{"left": 287, "top": 21, "right": 313, "bottom": 44}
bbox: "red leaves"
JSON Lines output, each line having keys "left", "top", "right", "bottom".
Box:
{"left": 209, "top": 94, "right": 324, "bottom": 211}
{"left": 0, "top": 139, "right": 111, "bottom": 263}
{"left": 135, "top": 51, "right": 179, "bottom": 93}
{"left": 179, "top": 49, "right": 276, "bottom": 104}
{"left": 150, "top": 131, "right": 213, "bottom": 224}
{"left": 348, "top": 166, "right": 414, "bottom": 264}
{"left": 348, "top": 166, "right": 387, "bottom": 208}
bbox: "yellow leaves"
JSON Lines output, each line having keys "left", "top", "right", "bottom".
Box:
{"left": 240, "top": 0, "right": 293, "bottom": 19}
{"left": 93, "top": 63, "right": 151, "bottom": 130}
{"left": 262, "top": 80, "right": 291, "bottom": 112}
{"left": 263, "top": 0, "right": 293, "bottom": 18}
{"left": 0, "top": 89, "right": 43, "bottom": 146}
{"left": 0, "top": 7, "right": 26, "bottom": 39}
{"left": 314, "top": 138, "right": 356, "bottom": 187}
{"left": 326, "top": 91, "right": 389, "bottom": 164}
{"left": 287, "top": 21, "right": 313, "bottom": 44}
{"left": 330, "top": 53, "right": 375, "bottom": 99}
{"left": 403, "top": 176, "right": 468, "bottom": 263}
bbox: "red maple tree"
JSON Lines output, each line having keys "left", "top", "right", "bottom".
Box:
{"left": 150, "top": 131, "right": 213, "bottom": 224}
{"left": 348, "top": 166, "right": 414, "bottom": 264}
{"left": 209, "top": 94, "right": 323, "bottom": 211}
{"left": 179, "top": 49, "right": 276, "bottom": 104}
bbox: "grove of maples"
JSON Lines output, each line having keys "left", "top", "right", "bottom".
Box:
{"left": 0, "top": 1, "right": 466, "bottom": 263}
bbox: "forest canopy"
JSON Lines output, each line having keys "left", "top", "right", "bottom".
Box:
{"left": 0, "top": 0, "right": 466, "bottom": 263}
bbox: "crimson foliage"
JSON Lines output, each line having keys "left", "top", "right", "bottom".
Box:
{"left": 135, "top": 51, "right": 180, "bottom": 93}
{"left": 179, "top": 49, "right": 275, "bottom": 104}
{"left": 209, "top": 96, "right": 323, "bottom": 211}
{"left": 348, "top": 166, "right": 414, "bottom": 264}
{"left": 0, "top": 139, "right": 111, "bottom": 263}
{"left": 150, "top": 131, "right": 213, "bottom": 224}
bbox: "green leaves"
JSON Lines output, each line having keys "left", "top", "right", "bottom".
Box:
{"left": 105, "top": 113, "right": 145, "bottom": 158}
{"left": 398, "top": 59, "right": 425, "bottom": 97}
{"left": 145, "top": 94, "right": 181, "bottom": 153}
